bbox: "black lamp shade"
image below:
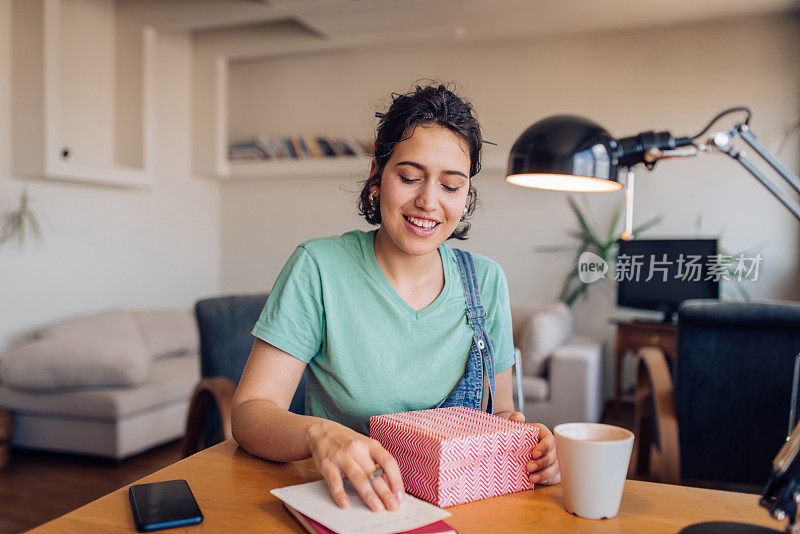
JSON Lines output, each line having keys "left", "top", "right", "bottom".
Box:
{"left": 506, "top": 115, "right": 623, "bottom": 192}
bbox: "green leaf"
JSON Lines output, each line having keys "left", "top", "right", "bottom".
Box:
{"left": 632, "top": 213, "right": 664, "bottom": 235}
{"left": 567, "top": 196, "right": 601, "bottom": 249}
{"left": 563, "top": 282, "right": 589, "bottom": 307}
{"left": 567, "top": 230, "right": 589, "bottom": 241}
{"left": 0, "top": 188, "right": 42, "bottom": 246}
{"left": 0, "top": 216, "right": 12, "bottom": 245}
{"left": 24, "top": 209, "right": 41, "bottom": 240}
{"left": 734, "top": 282, "right": 751, "bottom": 300}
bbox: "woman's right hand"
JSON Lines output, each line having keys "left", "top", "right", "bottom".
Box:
{"left": 305, "top": 420, "right": 405, "bottom": 512}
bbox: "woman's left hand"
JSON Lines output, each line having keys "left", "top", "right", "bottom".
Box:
{"left": 496, "top": 411, "right": 561, "bottom": 485}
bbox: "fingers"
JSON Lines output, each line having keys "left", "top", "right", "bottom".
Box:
{"left": 370, "top": 443, "right": 405, "bottom": 499}
{"left": 527, "top": 423, "right": 560, "bottom": 485}
{"left": 528, "top": 460, "right": 560, "bottom": 484}
{"left": 339, "top": 452, "right": 387, "bottom": 512}
{"left": 494, "top": 411, "right": 525, "bottom": 422}
{"left": 531, "top": 423, "right": 555, "bottom": 461}
{"left": 309, "top": 421, "right": 405, "bottom": 513}
{"left": 365, "top": 467, "right": 400, "bottom": 512}
{"left": 539, "top": 471, "right": 562, "bottom": 485}
{"left": 349, "top": 442, "right": 401, "bottom": 512}
{"left": 527, "top": 442, "right": 557, "bottom": 473}
{"left": 318, "top": 459, "right": 350, "bottom": 509}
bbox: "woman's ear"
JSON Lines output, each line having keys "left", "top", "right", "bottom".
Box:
{"left": 369, "top": 160, "right": 380, "bottom": 196}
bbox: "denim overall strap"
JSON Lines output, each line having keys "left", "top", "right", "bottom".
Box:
{"left": 436, "top": 248, "right": 496, "bottom": 414}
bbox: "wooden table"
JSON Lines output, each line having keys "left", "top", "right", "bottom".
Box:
{"left": 29, "top": 440, "right": 781, "bottom": 533}
{"left": 613, "top": 319, "right": 678, "bottom": 399}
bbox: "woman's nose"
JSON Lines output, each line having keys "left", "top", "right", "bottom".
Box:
{"left": 414, "top": 181, "right": 438, "bottom": 211}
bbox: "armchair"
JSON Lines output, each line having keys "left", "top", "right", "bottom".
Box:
{"left": 182, "top": 294, "right": 307, "bottom": 457}
{"left": 633, "top": 300, "right": 800, "bottom": 489}
{"left": 512, "top": 303, "right": 604, "bottom": 429}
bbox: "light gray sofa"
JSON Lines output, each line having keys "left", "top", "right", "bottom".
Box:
{"left": 511, "top": 303, "right": 604, "bottom": 429}
{"left": 0, "top": 309, "right": 199, "bottom": 459}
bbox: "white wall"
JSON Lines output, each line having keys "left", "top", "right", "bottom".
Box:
{"left": 0, "top": 1, "right": 221, "bottom": 350}
{"left": 221, "top": 14, "right": 800, "bottom": 396}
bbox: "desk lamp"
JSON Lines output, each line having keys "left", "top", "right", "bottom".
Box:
{"left": 506, "top": 108, "right": 800, "bottom": 533}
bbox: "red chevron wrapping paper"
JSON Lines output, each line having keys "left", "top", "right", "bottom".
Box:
{"left": 369, "top": 406, "right": 539, "bottom": 507}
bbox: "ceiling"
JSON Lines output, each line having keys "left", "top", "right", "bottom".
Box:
{"left": 121, "top": 0, "right": 800, "bottom": 62}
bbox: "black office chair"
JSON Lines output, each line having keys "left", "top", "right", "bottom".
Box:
{"left": 182, "top": 294, "right": 307, "bottom": 457}
{"left": 634, "top": 300, "right": 800, "bottom": 490}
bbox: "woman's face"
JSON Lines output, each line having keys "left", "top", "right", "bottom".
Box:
{"left": 374, "top": 125, "right": 471, "bottom": 258}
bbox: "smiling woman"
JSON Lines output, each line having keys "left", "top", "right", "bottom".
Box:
{"left": 230, "top": 83, "right": 561, "bottom": 514}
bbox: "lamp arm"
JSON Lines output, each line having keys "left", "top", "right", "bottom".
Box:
{"left": 708, "top": 127, "right": 800, "bottom": 223}
{"left": 737, "top": 125, "right": 800, "bottom": 196}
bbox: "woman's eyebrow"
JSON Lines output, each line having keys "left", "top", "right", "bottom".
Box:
{"left": 395, "top": 160, "right": 468, "bottom": 179}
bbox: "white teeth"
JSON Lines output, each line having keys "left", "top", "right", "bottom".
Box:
{"left": 407, "top": 216, "right": 437, "bottom": 229}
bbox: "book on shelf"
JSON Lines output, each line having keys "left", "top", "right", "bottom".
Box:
{"left": 306, "top": 137, "right": 324, "bottom": 158}
{"left": 297, "top": 137, "right": 311, "bottom": 158}
{"left": 228, "top": 135, "right": 371, "bottom": 162}
{"left": 281, "top": 137, "right": 298, "bottom": 159}
{"left": 291, "top": 137, "right": 309, "bottom": 159}
{"left": 228, "top": 142, "right": 266, "bottom": 160}
{"left": 252, "top": 135, "right": 273, "bottom": 158}
{"left": 316, "top": 137, "right": 336, "bottom": 157}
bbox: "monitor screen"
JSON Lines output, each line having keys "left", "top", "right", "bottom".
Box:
{"left": 616, "top": 238, "right": 719, "bottom": 318}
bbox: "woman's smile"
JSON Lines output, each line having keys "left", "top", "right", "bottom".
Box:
{"left": 403, "top": 214, "right": 440, "bottom": 234}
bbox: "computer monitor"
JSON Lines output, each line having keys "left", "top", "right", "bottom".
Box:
{"left": 616, "top": 238, "right": 720, "bottom": 322}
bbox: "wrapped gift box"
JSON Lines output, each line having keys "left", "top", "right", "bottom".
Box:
{"left": 369, "top": 406, "right": 539, "bottom": 507}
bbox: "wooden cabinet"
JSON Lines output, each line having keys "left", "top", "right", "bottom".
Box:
{"left": 613, "top": 320, "right": 677, "bottom": 399}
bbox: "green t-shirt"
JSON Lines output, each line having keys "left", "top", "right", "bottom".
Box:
{"left": 252, "top": 229, "right": 514, "bottom": 434}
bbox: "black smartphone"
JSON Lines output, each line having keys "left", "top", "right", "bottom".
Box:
{"left": 128, "top": 479, "right": 203, "bottom": 531}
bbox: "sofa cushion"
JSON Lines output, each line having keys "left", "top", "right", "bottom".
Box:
{"left": 0, "top": 353, "right": 199, "bottom": 419}
{"left": 521, "top": 375, "right": 550, "bottom": 402}
{"left": 0, "top": 337, "right": 150, "bottom": 390}
{"left": 40, "top": 309, "right": 143, "bottom": 346}
{"left": 512, "top": 302, "right": 573, "bottom": 377}
{"left": 132, "top": 310, "right": 199, "bottom": 359}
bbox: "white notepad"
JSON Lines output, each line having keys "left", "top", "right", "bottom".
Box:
{"left": 270, "top": 480, "right": 451, "bottom": 534}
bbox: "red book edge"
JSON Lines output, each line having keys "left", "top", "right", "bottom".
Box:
{"left": 282, "top": 503, "right": 457, "bottom": 534}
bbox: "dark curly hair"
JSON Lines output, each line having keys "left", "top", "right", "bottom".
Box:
{"left": 357, "top": 83, "right": 483, "bottom": 240}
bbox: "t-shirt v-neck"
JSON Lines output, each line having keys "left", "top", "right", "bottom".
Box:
{"left": 361, "top": 230, "right": 453, "bottom": 321}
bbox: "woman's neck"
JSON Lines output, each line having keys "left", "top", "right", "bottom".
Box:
{"left": 373, "top": 227, "right": 443, "bottom": 289}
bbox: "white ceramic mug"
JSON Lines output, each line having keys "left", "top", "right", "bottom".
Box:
{"left": 553, "top": 423, "right": 634, "bottom": 520}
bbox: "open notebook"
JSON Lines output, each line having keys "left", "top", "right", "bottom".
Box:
{"left": 270, "top": 480, "right": 455, "bottom": 534}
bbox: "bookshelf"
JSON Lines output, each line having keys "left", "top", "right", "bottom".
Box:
{"left": 192, "top": 56, "right": 374, "bottom": 181}
{"left": 192, "top": 57, "right": 508, "bottom": 181}
{"left": 11, "top": 0, "right": 156, "bottom": 188}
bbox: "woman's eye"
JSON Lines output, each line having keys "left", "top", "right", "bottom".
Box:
{"left": 442, "top": 184, "right": 460, "bottom": 193}
{"left": 400, "top": 176, "right": 419, "bottom": 184}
